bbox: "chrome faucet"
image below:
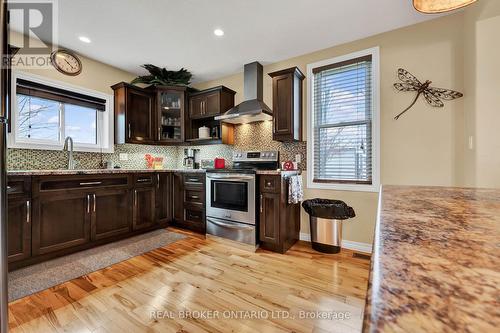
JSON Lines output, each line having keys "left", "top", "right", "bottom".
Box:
{"left": 63, "top": 136, "right": 76, "bottom": 170}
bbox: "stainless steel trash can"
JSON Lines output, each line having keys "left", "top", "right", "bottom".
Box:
{"left": 309, "top": 217, "right": 343, "bottom": 253}
{"left": 302, "top": 199, "right": 355, "bottom": 254}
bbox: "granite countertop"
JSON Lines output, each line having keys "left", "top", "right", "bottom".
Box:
{"left": 363, "top": 185, "right": 500, "bottom": 333}
{"left": 255, "top": 170, "right": 301, "bottom": 176}
{"left": 7, "top": 168, "right": 207, "bottom": 176}
{"left": 8, "top": 169, "right": 302, "bottom": 176}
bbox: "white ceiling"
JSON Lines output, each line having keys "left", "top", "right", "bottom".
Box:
{"left": 11, "top": 0, "right": 437, "bottom": 83}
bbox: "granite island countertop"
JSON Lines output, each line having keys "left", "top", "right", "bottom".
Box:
{"left": 363, "top": 185, "right": 500, "bottom": 333}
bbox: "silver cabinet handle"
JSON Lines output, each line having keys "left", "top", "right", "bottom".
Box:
{"left": 187, "top": 178, "right": 199, "bottom": 182}
{"left": 134, "top": 190, "right": 138, "bottom": 208}
{"left": 26, "top": 200, "right": 30, "bottom": 224}
{"left": 191, "top": 195, "right": 199, "bottom": 199}
{"left": 260, "top": 194, "right": 263, "bottom": 213}
{"left": 128, "top": 123, "right": 131, "bottom": 139}
{"left": 80, "top": 181, "right": 102, "bottom": 186}
{"left": 157, "top": 174, "right": 160, "bottom": 189}
{"left": 137, "top": 178, "right": 150, "bottom": 183}
{"left": 7, "top": 186, "right": 11, "bottom": 189}
{"left": 158, "top": 126, "right": 161, "bottom": 141}
{"left": 93, "top": 194, "right": 96, "bottom": 213}
{"left": 87, "top": 194, "right": 91, "bottom": 214}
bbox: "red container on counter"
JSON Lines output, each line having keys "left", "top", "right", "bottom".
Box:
{"left": 214, "top": 158, "right": 225, "bottom": 169}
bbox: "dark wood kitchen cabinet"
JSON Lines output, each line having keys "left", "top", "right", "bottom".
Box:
{"left": 32, "top": 191, "right": 91, "bottom": 256}
{"left": 188, "top": 86, "right": 236, "bottom": 119}
{"left": 268, "top": 67, "right": 305, "bottom": 142}
{"left": 172, "top": 172, "right": 206, "bottom": 234}
{"left": 9, "top": 172, "right": 186, "bottom": 270}
{"left": 31, "top": 174, "right": 130, "bottom": 257}
{"left": 132, "top": 174, "right": 156, "bottom": 231}
{"left": 260, "top": 192, "right": 280, "bottom": 246}
{"left": 92, "top": 188, "right": 130, "bottom": 241}
{"left": 7, "top": 177, "right": 31, "bottom": 263}
{"left": 186, "top": 86, "right": 236, "bottom": 145}
{"left": 156, "top": 172, "right": 172, "bottom": 226}
{"left": 259, "top": 175, "right": 300, "bottom": 253}
{"left": 154, "top": 86, "right": 187, "bottom": 143}
{"left": 112, "top": 82, "right": 155, "bottom": 144}
{"left": 172, "top": 172, "right": 184, "bottom": 223}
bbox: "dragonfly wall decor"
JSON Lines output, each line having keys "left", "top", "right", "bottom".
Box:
{"left": 393, "top": 68, "right": 463, "bottom": 120}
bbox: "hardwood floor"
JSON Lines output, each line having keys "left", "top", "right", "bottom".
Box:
{"left": 7, "top": 229, "right": 371, "bottom": 333}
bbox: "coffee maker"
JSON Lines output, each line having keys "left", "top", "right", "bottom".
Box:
{"left": 183, "top": 148, "right": 200, "bottom": 169}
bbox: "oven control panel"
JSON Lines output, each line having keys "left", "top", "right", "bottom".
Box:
{"left": 233, "top": 151, "right": 279, "bottom": 162}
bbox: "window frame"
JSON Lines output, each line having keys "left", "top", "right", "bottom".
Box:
{"left": 8, "top": 71, "right": 114, "bottom": 153}
{"left": 306, "top": 47, "right": 380, "bottom": 192}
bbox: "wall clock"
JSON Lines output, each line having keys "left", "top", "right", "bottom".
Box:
{"left": 50, "top": 49, "right": 82, "bottom": 76}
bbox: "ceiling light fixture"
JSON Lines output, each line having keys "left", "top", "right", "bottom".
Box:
{"left": 413, "top": 0, "right": 477, "bottom": 13}
{"left": 78, "top": 36, "right": 91, "bottom": 43}
{"left": 213, "top": 29, "right": 224, "bottom": 37}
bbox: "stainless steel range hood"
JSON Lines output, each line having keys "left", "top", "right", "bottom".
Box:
{"left": 215, "top": 62, "right": 272, "bottom": 124}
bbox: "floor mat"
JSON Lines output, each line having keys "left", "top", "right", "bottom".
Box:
{"left": 8, "top": 229, "right": 186, "bottom": 301}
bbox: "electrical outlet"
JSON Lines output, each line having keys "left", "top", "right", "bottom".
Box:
{"left": 295, "top": 154, "right": 301, "bottom": 163}
{"left": 119, "top": 153, "right": 128, "bottom": 161}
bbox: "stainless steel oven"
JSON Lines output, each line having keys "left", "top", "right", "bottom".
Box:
{"left": 206, "top": 172, "right": 256, "bottom": 245}
{"left": 205, "top": 151, "right": 279, "bottom": 246}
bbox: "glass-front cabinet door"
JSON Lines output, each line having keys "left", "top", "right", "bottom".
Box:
{"left": 156, "top": 87, "right": 186, "bottom": 143}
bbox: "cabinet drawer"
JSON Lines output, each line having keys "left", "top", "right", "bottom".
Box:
{"left": 183, "top": 173, "right": 204, "bottom": 188}
{"left": 134, "top": 174, "right": 154, "bottom": 187}
{"left": 7, "top": 177, "right": 31, "bottom": 197}
{"left": 38, "top": 175, "right": 129, "bottom": 192}
{"left": 185, "top": 189, "right": 204, "bottom": 205}
{"left": 260, "top": 175, "right": 280, "bottom": 193}
{"left": 184, "top": 207, "right": 204, "bottom": 225}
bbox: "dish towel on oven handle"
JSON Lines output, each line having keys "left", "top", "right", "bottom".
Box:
{"left": 288, "top": 175, "right": 304, "bottom": 204}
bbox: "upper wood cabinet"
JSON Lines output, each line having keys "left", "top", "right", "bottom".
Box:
{"left": 112, "top": 82, "right": 235, "bottom": 146}
{"left": 112, "top": 82, "right": 156, "bottom": 144}
{"left": 154, "top": 86, "right": 187, "bottom": 144}
{"left": 268, "top": 67, "right": 305, "bottom": 142}
{"left": 188, "top": 86, "right": 236, "bottom": 119}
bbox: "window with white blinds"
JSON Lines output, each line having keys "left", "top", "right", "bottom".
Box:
{"left": 307, "top": 48, "right": 379, "bottom": 191}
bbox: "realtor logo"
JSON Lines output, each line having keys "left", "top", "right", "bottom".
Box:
{"left": 6, "top": 0, "right": 58, "bottom": 68}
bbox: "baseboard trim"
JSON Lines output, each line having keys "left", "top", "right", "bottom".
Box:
{"left": 299, "top": 233, "right": 372, "bottom": 254}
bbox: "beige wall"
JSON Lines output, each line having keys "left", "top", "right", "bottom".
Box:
{"left": 194, "top": 11, "right": 491, "bottom": 245}
{"left": 9, "top": 31, "right": 135, "bottom": 94}
{"left": 463, "top": 1, "right": 500, "bottom": 187}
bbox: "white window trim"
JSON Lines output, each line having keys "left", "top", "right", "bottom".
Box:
{"left": 8, "top": 70, "right": 114, "bottom": 153}
{"left": 306, "top": 47, "right": 380, "bottom": 192}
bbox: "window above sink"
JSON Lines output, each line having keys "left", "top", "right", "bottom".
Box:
{"left": 8, "top": 71, "right": 114, "bottom": 153}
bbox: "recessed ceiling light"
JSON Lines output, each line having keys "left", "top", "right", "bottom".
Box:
{"left": 213, "top": 29, "right": 224, "bottom": 37}
{"left": 78, "top": 36, "right": 91, "bottom": 43}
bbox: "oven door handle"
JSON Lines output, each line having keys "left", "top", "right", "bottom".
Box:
{"left": 207, "top": 217, "right": 254, "bottom": 230}
{"left": 207, "top": 175, "right": 254, "bottom": 180}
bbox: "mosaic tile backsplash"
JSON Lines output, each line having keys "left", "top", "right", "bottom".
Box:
{"left": 7, "top": 121, "right": 306, "bottom": 170}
